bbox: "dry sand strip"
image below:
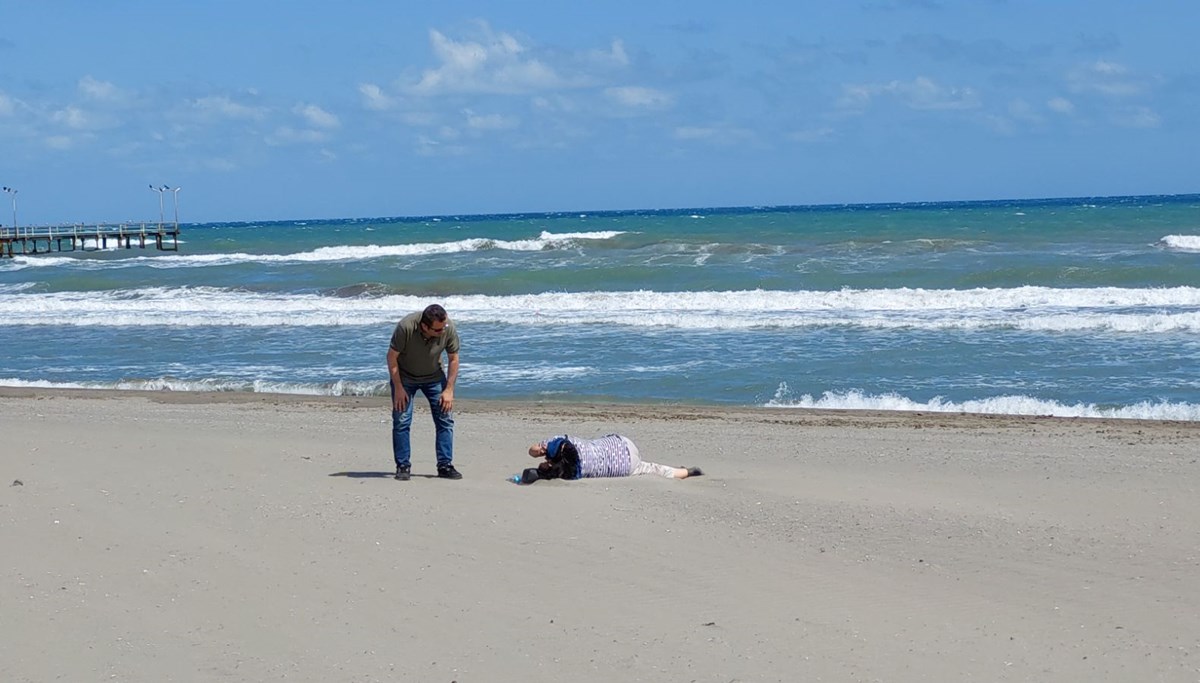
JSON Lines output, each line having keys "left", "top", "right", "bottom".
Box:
{"left": 2, "top": 389, "right": 1198, "bottom": 682}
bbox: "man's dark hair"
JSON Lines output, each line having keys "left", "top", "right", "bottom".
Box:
{"left": 421, "top": 304, "right": 448, "bottom": 327}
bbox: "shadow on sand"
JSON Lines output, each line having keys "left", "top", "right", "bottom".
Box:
{"left": 328, "top": 471, "right": 441, "bottom": 479}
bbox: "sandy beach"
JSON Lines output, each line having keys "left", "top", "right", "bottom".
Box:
{"left": 2, "top": 388, "right": 1198, "bottom": 682}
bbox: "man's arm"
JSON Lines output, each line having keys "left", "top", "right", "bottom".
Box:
{"left": 386, "top": 348, "right": 407, "bottom": 412}
{"left": 440, "top": 352, "right": 459, "bottom": 412}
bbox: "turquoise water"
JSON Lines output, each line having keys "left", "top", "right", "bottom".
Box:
{"left": 1, "top": 195, "right": 1198, "bottom": 419}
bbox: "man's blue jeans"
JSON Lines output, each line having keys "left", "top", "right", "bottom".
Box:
{"left": 391, "top": 378, "right": 454, "bottom": 469}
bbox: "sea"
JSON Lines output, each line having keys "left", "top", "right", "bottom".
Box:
{"left": 1, "top": 194, "right": 1198, "bottom": 421}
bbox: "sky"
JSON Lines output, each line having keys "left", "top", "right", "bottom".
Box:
{"left": 1, "top": 1, "right": 1198, "bottom": 224}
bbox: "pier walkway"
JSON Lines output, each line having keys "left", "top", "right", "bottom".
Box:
{"left": 0, "top": 223, "right": 180, "bottom": 258}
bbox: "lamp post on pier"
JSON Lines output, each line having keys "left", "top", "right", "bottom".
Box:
{"left": 170, "top": 186, "right": 182, "bottom": 229}
{"left": 149, "top": 184, "right": 167, "bottom": 230}
{"left": 2, "top": 186, "right": 16, "bottom": 238}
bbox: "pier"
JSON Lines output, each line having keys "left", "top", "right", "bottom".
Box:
{"left": 0, "top": 222, "right": 180, "bottom": 258}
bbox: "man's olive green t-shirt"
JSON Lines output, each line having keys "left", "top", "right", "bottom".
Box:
{"left": 389, "top": 311, "right": 460, "bottom": 384}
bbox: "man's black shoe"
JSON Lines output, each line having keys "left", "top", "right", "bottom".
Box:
{"left": 395, "top": 465, "right": 411, "bottom": 481}
{"left": 437, "top": 464, "right": 463, "bottom": 480}
{"left": 686, "top": 467, "right": 704, "bottom": 477}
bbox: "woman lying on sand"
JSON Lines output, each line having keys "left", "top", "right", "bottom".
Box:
{"left": 515, "top": 433, "right": 703, "bottom": 484}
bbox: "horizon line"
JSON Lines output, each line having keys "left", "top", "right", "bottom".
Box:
{"left": 191, "top": 191, "right": 1200, "bottom": 228}
{"left": 9, "top": 191, "right": 1199, "bottom": 229}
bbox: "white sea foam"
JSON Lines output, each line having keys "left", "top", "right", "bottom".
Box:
{"left": 0, "top": 378, "right": 92, "bottom": 390}
{"left": 1, "top": 255, "right": 83, "bottom": 269}
{"left": 3, "top": 377, "right": 1194, "bottom": 421}
{"left": 0, "top": 376, "right": 384, "bottom": 396}
{"left": 0, "top": 230, "right": 626, "bottom": 270}
{"left": 463, "top": 364, "right": 595, "bottom": 383}
{"left": 4, "top": 285, "right": 1200, "bottom": 331}
{"left": 1160, "top": 234, "right": 1200, "bottom": 252}
{"left": 764, "top": 387, "right": 1200, "bottom": 421}
{"left": 539, "top": 230, "right": 625, "bottom": 241}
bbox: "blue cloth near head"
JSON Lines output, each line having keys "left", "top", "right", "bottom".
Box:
{"left": 545, "top": 436, "right": 569, "bottom": 461}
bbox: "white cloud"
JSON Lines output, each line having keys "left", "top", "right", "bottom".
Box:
{"left": 52, "top": 105, "right": 92, "bottom": 130}
{"left": 463, "top": 109, "right": 518, "bottom": 130}
{"left": 78, "top": 76, "right": 124, "bottom": 102}
{"left": 1114, "top": 105, "right": 1160, "bottom": 128}
{"left": 1067, "top": 60, "right": 1145, "bottom": 97}
{"left": 0, "top": 92, "right": 15, "bottom": 116}
{"left": 267, "top": 126, "right": 328, "bottom": 145}
{"left": 532, "top": 95, "right": 578, "bottom": 113}
{"left": 587, "top": 39, "right": 629, "bottom": 68}
{"left": 415, "top": 134, "right": 468, "bottom": 157}
{"left": 891, "top": 77, "right": 980, "bottom": 110}
{"left": 837, "top": 76, "right": 980, "bottom": 111}
{"left": 604, "top": 86, "right": 673, "bottom": 109}
{"left": 982, "top": 114, "right": 1016, "bottom": 136}
{"left": 410, "top": 24, "right": 572, "bottom": 95}
{"left": 45, "top": 135, "right": 73, "bottom": 150}
{"left": 192, "top": 95, "right": 268, "bottom": 121}
{"left": 982, "top": 100, "right": 1050, "bottom": 136}
{"left": 1047, "top": 97, "right": 1075, "bottom": 114}
{"left": 295, "top": 103, "right": 339, "bottom": 129}
{"left": 435, "top": 27, "right": 499, "bottom": 71}
{"left": 1007, "top": 98, "right": 1043, "bottom": 124}
{"left": 359, "top": 83, "right": 396, "bottom": 111}
{"left": 836, "top": 85, "right": 873, "bottom": 111}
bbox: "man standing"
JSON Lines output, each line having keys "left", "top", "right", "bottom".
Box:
{"left": 386, "top": 303, "right": 461, "bottom": 480}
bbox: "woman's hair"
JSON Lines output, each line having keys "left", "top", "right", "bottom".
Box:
{"left": 557, "top": 439, "right": 578, "bottom": 462}
{"left": 536, "top": 459, "right": 568, "bottom": 480}
{"left": 539, "top": 439, "right": 580, "bottom": 480}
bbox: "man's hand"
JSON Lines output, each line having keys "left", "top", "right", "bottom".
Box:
{"left": 393, "top": 389, "right": 408, "bottom": 413}
{"left": 440, "top": 387, "right": 454, "bottom": 413}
